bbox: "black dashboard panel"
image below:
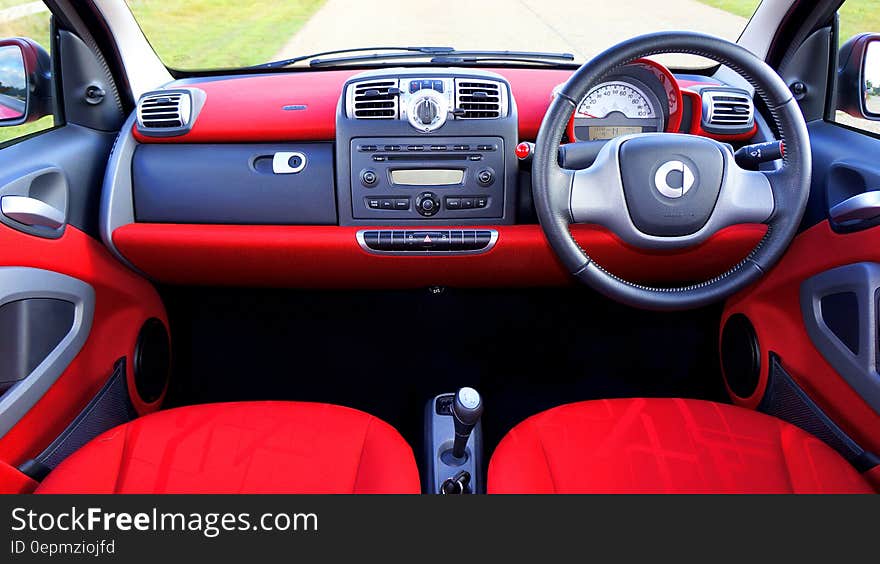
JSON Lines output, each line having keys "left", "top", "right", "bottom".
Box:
{"left": 350, "top": 137, "right": 506, "bottom": 221}
{"left": 132, "top": 143, "right": 337, "bottom": 225}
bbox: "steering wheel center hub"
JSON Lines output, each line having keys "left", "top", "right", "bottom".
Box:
{"left": 619, "top": 135, "right": 725, "bottom": 237}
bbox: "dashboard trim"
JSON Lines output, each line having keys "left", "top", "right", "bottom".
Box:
{"left": 355, "top": 229, "right": 499, "bottom": 256}
{"left": 110, "top": 223, "right": 768, "bottom": 288}
{"left": 130, "top": 67, "right": 756, "bottom": 145}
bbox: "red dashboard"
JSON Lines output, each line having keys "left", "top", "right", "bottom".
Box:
{"left": 119, "top": 65, "right": 763, "bottom": 288}
{"left": 132, "top": 66, "right": 753, "bottom": 144}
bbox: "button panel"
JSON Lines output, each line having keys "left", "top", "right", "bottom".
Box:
{"left": 358, "top": 229, "right": 497, "bottom": 254}
{"left": 446, "top": 196, "right": 489, "bottom": 210}
{"left": 350, "top": 136, "right": 505, "bottom": 221}
{"left": 366, "top": 197, "right": 410, "bottom": 210}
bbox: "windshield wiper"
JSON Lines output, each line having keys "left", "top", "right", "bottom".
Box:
{"left": 247, "top": 48, "right": 575, "bottom": 70}
{"left": 308, "top": 50, "right": 575, "bottom": 68}
{"left": 247, "top": 46, "right": 457, "bottom": 70}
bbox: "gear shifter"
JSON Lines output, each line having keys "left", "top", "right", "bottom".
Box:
{"left": 451, "top": 387, "right": 483, "bottom": 460}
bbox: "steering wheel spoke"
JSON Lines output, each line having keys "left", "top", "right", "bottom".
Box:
{"left": 718, "top": 151, "right": 776, "bottom": 226}
{"left": 569, "top": 137, "right": 626, "bottom": 226}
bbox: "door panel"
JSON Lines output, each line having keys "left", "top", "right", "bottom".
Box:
{"left": 0, "top": 267, "right": 94, "bottom": 438}
{"left": 722, "top": 119, "right": 880, "bottom": 458}
{"left": 0, "top": 223, "right": 166, "bottom": 468}
{"left": 801, "top": 262, "right": 880, "bottom": 414}
{"left": 0, "top": 125, "right": 116, "bottom": 238}
{"left": 0, "top": 96, "right": 166, "bottom": 478}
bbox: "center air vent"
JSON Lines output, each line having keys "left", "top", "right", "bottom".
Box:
{"left": 349, "top": 80, "right": 400, "bottom": 119}
{"left": 135, "top": 89, "right": 202, "bottom": 138}
{"left": 454, "top": 79, "right": 506, "bottom": 119}
{"left": 701, "top": 88, "right": 754, "bottom": 134}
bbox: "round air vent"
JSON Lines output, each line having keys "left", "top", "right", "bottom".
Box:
{"left": 720, "top": 314, "right": 761, "bottom": 399}
{"left": 134, "top": 318, "right": 170, "bottom": 404}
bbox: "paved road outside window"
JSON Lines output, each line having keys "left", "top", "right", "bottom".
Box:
{"left": 275, "top": 0, "right": 748, "bottom": 67}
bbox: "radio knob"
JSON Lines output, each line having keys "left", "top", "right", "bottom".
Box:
{"left": 476, "top": 168, "right": 495, "bottom": 186}
{"left": 416, "top": 192, "right": 440, "bottom": 216}
{"left": 407, "top": 90, "right": 448, "bottom": 132}
{"left": 360, "top": 169, "right": 379, "bottom": 187}
{"left": 415, "top": 98, "right": 439, "bottom": 126}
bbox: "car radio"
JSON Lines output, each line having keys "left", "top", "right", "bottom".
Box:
{"left": 350, "top": 136, "right": 505, "bottom": 220}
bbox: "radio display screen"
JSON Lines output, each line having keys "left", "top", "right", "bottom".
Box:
{"left": 390, "top": 169, "right": 465, "bottom": 186}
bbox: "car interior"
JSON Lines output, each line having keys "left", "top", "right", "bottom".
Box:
{"left": 0, "top": 0, "right": 879, "bottom": 494}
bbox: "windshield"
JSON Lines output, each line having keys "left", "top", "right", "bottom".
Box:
{"left": 125, "top": 0, "right": 762, "bottom": 71}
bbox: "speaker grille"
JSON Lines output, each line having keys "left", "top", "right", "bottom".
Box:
{"left": 721, "top": 314, "right": 761, "bottom": 399}
{"left": 134, "top": 318, "right": 170, "bottom": 404}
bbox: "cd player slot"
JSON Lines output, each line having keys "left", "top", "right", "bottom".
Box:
{"left": 378, "top": 154, "right": 471, "bottom": 161}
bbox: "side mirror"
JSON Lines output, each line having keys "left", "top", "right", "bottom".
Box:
{"left": 0, "top": 38, "right": 52, "bottom": 127}
{"left": 837, "top": 33, "right": 880, "bottom": 121}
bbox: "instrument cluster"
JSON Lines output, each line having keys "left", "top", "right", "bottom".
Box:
{"left": 568, "top": 59, "right": 682, "bottom": 141}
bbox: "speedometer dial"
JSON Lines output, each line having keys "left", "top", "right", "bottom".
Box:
{"left": 570, "top": 74, "right": 667, "bottom": 142}
{"left": 576, "top": 81, "right": 657, "bottom": 119}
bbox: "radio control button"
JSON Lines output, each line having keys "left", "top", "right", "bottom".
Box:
{"left": 477, "top": 144, "right": 496, "bottom": 151}
{"left": 453, "top": 145, "right": 470, "bottom": 151}
{"left": 384, "top": 144, "right": 401, "bottom": 151}
{"left": 416, "top": 192, "right": 440, "bottom": 216}
{"left": 380, "top": 199, "right": 394, "bottom": 209}
{"left": 476, "top": 169, "right": 495, "bottom": 186}
{"left": 430, "top": 145, "right": 447, "bottom": 151}
{"left": 367, "top": 198, "right": 380, "bottom": 209}
{"left": 446, "top": 198, "right": 462, "bottom": 210}
{"left": 358, "top": 145, "right": 377, "bottom": 152}
{"left": 394, "top": 198, "right": 410, "bottom": 210}
{"left": 476, "top": 197, "right": 488, "bottom": 208}
{"left": 461, "top": 198, "right": 475, "bottom": 209}
{"left": 406, "top": 145, "right": 425, "bottom": 151}
{"left": 468, "top": 155, "right": 483, "bottom": 161}
{"left": 361, "top": 169, "right": 379, "bottom": 187}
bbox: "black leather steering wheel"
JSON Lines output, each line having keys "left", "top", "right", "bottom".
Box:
{"left": 533, "top": 32, "right": 811, "bottom": 311}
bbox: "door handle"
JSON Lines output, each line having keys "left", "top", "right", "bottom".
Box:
{"left": 829, "top": 191, "right": 880, "bottom": 224}
{"left": 1, "top": 195, "right": 65, "bottom": 230}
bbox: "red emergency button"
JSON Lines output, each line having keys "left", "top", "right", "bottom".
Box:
{"left": 515, "top": 142, "right": 533, "bottom": 160}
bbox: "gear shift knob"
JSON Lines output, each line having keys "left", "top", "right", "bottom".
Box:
{"left": 452, "top": 387, "right": 483, "bottom": 459}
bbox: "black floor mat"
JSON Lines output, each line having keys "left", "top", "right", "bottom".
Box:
{"left": 162, "top": 286, "right": 728, "bottom": 462}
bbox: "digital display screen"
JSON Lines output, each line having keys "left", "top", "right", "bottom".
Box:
{"left": 390, "top": 169, "right": 464, "bottom": 186}
{"left": 588, "top": 126, "right": 644, "bottom": 140}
